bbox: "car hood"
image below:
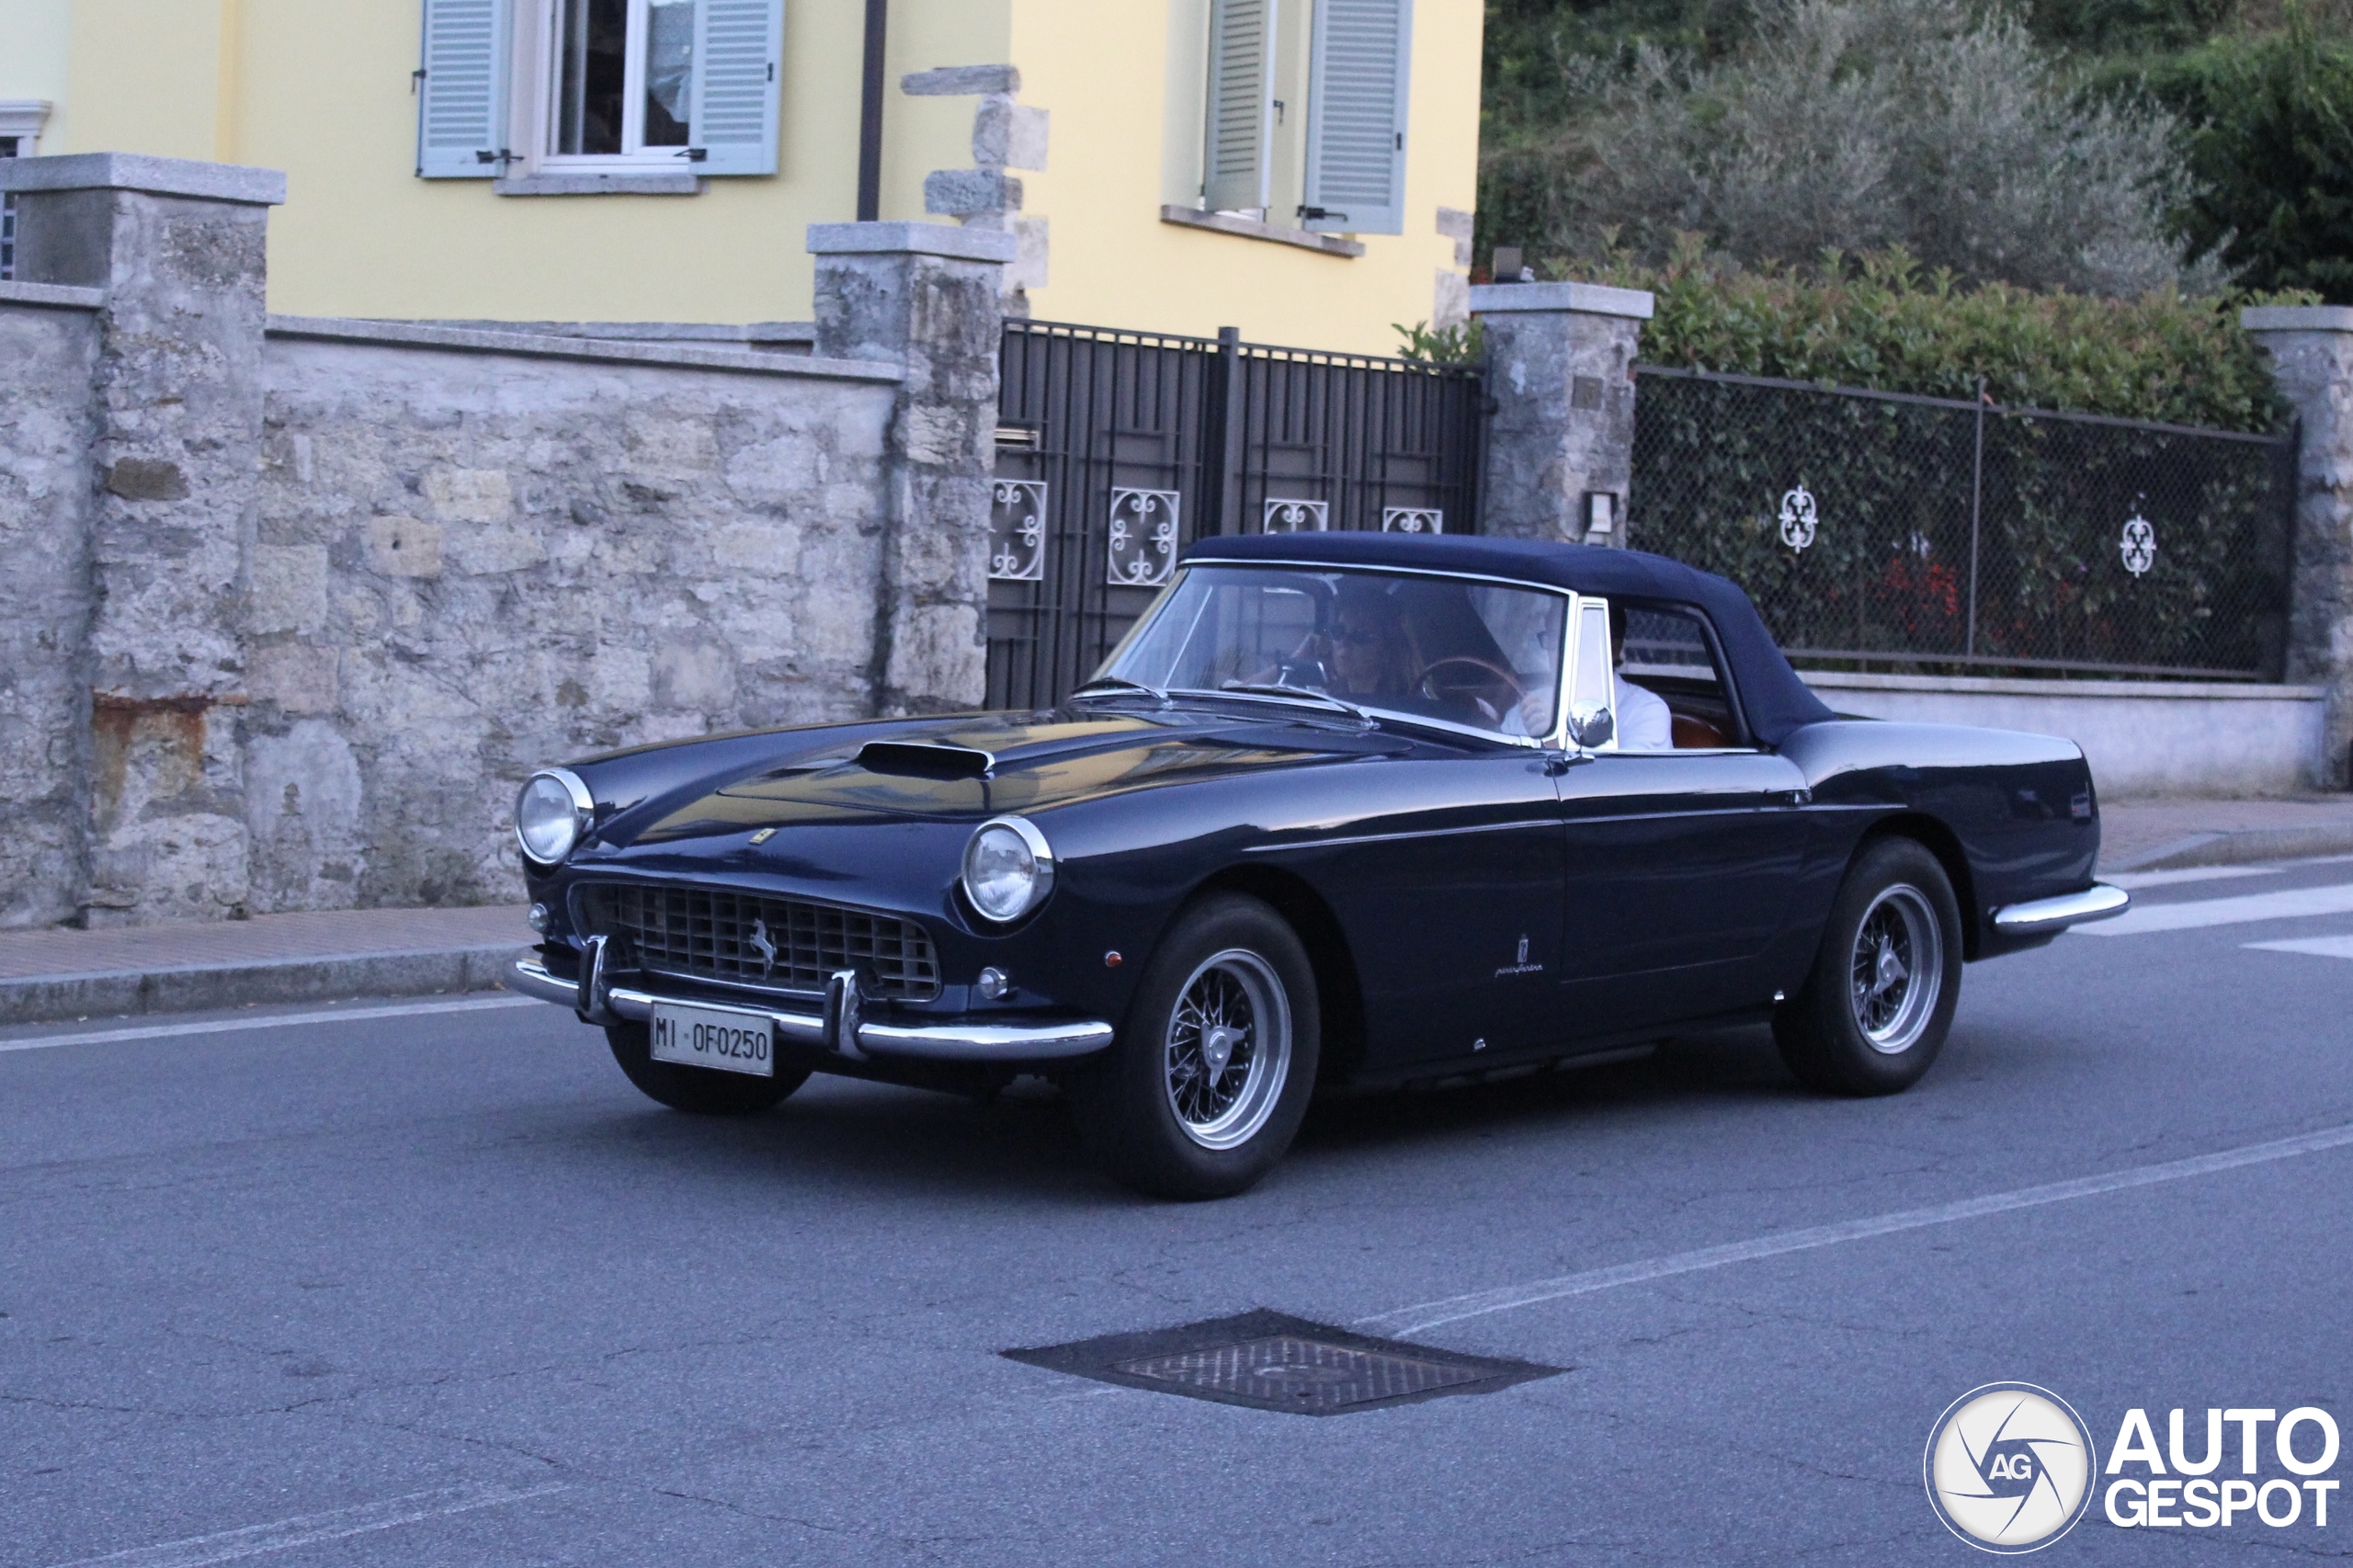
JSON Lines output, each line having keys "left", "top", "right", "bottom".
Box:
{"left": 620, "top": 705, "right": 1406, "bottom": 846}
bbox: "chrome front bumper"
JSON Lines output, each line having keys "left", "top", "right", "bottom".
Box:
{"left": 503, "top": 949, "right": 1115, "bottom": 1063}
{"left": 1990, "top": 882, "right": 2131, "bottom": 936}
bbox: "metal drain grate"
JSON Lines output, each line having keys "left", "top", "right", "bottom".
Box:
{"left": 1004, "top": 1310, "right": 1561, "bottom": 1416}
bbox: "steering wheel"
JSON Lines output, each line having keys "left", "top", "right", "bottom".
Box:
{"left": 1415, "top": 655, "right": 1526, "bottom": 709}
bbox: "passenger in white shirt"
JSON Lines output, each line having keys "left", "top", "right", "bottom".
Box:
{"left": 1514, "top": 602, "right": 1676, "bottom": 747}
{"left": 1609, "top": 604, "right": 1675, "bottom": 750}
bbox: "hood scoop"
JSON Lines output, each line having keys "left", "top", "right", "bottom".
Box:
{"left": 855, "top": 740, "right": 996, "bottom": 779}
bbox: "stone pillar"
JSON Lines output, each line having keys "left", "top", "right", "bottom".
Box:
{"left": 904, "top": 64, "right": 1050, "bottom": 317}
{"left": 0, "top": 153, "right": 285, "bottom": 924}
{"left": 2245, "top": 305, "right": 2353, "bottom": 790}
{"left": 1472, "top": 281, "right": 1654, "bottom": 544}
{"left": 808, "top": 221, "right": 1014, "bottom": 716}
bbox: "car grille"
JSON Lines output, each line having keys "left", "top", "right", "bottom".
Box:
{"left": 576, "top": 883, "right": 941, "bottom": 1001}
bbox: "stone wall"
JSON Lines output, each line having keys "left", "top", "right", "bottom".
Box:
{"left": 0, "top": 286, "right": 101, "bottom": 926}
{"left": 0, "top": 153, "right": 1008, "bottom": 929}
{"left": 245, "top": 324, "right": 902, "bottom": 912}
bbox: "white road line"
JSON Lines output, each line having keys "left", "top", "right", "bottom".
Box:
{"left": 0, "top": 995, "right": 539, "bottom": 1054}
{"left": 44, "top": 1482, "right": 568, "bottom": 1568}
{"left": 1357, "top": 1121, "right": 2353, "bottom": 1337}
{"left": 2245, "top": 935, "right": 2353, "bottom": 961}
{"left": 2104, "top": 866, "right": 2283, "bottom": 891}
{"left": 2075, "top": 882, "right": 2353, "bottom": 936}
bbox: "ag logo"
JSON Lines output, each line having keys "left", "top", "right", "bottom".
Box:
{"left": 1925, "top": 1383, "right": 2097, "bottom": 1552}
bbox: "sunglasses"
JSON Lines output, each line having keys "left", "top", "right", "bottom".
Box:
{"left": 1332, "top": 624, "right": 1384, "bottom": 647}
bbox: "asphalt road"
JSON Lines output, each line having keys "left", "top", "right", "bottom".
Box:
{"left": 6, "top": 857, "right": 2352, "bottom": 1567}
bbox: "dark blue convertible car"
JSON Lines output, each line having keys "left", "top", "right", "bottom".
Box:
{"left": 505, "top": 532, "right": 2128, "bottom": 1198}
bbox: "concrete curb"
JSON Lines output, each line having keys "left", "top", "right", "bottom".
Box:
{"left": 2109, "top": 824, "right": 2353, "bottom": 874}
{"left": 0, "top": 945, "right": 518, "bottom": 1027}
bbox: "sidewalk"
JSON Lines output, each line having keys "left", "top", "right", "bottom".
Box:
{"left": 3, "top": 795, "right": 2350, "bottom": 1027}
{"left": 0, "top": 904, "right": 531, "bottom": 1027}
{"left": 2097, "top": 796, "right": 2353, "bottom": 873}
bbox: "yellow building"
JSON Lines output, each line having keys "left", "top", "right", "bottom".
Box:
{"left": 0, "top": 0, "right": 1481, "bottom": 352}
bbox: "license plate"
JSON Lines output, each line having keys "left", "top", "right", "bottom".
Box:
{"left": 649, "top": 1001, "right": 775, "bottom": 1077}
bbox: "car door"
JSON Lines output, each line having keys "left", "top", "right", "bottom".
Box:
{"left": 1552, "top": 600, "right": 1816, "bottom": 1037}
{"left": 1277, "top": 747, "right": 1570, "bottom": 1073}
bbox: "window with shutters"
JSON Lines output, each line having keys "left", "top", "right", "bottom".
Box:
{"left": 415, "top": 0, "right": 781, "bottom": 182}
{"left": 1192, "top": 0, "right": 1410, "bottom": 236}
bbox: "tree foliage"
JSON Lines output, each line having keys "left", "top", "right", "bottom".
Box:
{"left": 2158, "top": 20, "right": 2353, "bottom": 300}
{"left": 1485, "top": 0, "right": 2201, "bottom": 297}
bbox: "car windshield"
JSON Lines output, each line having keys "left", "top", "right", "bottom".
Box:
{"left": 1095, "top": 565, "right": 1569, "bottom": 741}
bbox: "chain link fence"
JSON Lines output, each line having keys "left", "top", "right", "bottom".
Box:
{"left": 1628, "top": 368, "right": 2299, "bottom": 680}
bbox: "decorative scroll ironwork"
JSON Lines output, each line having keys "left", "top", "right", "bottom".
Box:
{"left": 1107, "top": 488, "right": 1181, "bottom": 586}
{"left": 1778, "top": 484, "right": 1819, "bottom": 551}
{"left": 988, "top": 480, "right": 1047, "bottom": 581}
{"left": 2120, "top": 512, "right": 2155, "bottom": 577}
{"left": 1381, "top": 506, "right": 1443, "bottom": 534}
{"left": 1262, "top": 498, "right": 1329, "bottom": 533}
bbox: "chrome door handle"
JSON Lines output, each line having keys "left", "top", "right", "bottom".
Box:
{"left": 1768, "top": 787, "right": 1813, "bottom": 807}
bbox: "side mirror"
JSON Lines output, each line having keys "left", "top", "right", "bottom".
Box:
{"left": 1566, "top": 699, "right": 1614, "bottom": 750}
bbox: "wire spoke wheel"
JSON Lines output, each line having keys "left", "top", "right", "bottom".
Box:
{"left": 1847, "top": 884, "right": 1943, "bottom": 1054}
{"left": 1163, "top": 949, "right": 1292, "bottom": 1151}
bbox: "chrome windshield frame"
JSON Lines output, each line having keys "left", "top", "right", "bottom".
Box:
{"left": 1096, "top": 560, "right": 1578, "bottom": 751}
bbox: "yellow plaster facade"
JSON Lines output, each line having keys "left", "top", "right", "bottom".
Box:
{"left": 2, "top": 0, "right": 1480, "bottom": 353}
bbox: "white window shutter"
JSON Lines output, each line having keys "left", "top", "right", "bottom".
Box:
{"left": 693, "top": 0, "right": 783, "bottom": 176}
{"left": 1202, "top": 0, "right": 1277, "bottom": 212}
{"left": 1303, "top": 0, "right": 1412, "bottom": 233}
{"left": 416, "top": 0, "right": 507, "bottom": 177}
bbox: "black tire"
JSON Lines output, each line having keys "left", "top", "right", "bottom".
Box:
{"left": 1774, "top": 837, "right": 1964, "bottom": 1096}
{"left": 1071, "top": 892, "right": 1321, "bottom": 1199}
{"left": 604, "top": 1021, "right": 811, "bottom": 1115}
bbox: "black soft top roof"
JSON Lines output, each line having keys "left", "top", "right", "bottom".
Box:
{"left": 1181, "top": 531, "right": 1836, "bottom": 744}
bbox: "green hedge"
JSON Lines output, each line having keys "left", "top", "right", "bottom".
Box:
{"left": 1557, "top": 243, "right": 2302, "bottom": 433}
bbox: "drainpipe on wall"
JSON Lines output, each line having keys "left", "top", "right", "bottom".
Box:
{"left": 858, "top": 0, "right": 888, "bottom": 222}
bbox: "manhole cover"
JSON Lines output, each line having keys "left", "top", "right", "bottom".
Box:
{"left": 1004, "top": 1310, "right": 1562, "bottom": 1416}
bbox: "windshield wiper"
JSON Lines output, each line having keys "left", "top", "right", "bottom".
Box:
{"left": 1211, "top": 682, "right": 1375, "bottom": 725}
{"left": 1069, "top": 675, "right": 1170, "bottom": 706}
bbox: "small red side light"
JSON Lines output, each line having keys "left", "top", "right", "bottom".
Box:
{"left": 1104, "top": 950, "right": 1122, "bottom": 968}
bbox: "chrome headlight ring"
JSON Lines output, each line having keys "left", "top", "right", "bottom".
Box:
{"left": 961, "top": 814, "right": 1057, "bottom": 925}
{"left": 515, "top": 767, "right": 595, "bottom": 868}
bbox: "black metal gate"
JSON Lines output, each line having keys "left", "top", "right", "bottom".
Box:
{"left": 986, "top": 320, "right": 1484, "bottom": 710}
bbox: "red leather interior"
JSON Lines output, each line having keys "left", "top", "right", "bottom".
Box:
{"left": 1672, "top": 713, "right": 1729, "bottom": 749}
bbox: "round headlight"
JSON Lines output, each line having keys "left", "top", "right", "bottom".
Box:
{"left": 961, "top": 815, "right": 1055, "bottom": 924}
{"left": 515, "top": 768, "right": 593, "bottom": 866}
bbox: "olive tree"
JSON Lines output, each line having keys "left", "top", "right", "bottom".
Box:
{"left": 1500, "top": 0, "right": 2202, "bottom": 296}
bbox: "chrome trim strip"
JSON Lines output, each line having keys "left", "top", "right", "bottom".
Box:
{"left": 1181, "top": 556, "right": 1581, "bottom": 598}
{"left": 507, "top": 949, "right": 1113, "bottom": 1060}
{"left": 506, "top": 953, "right": 582, "bottom": 1007}
{"left": 1992, "top": 882, "right": 2131, "bottom": 935}
{"left": 856, "top": 1017, "right": 1117, "bottom": 1060}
